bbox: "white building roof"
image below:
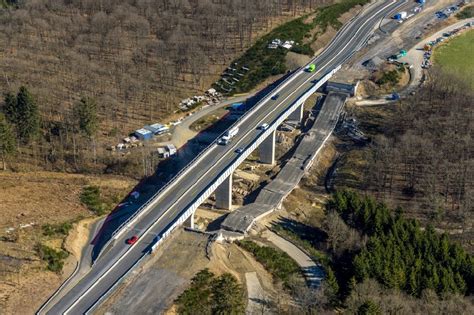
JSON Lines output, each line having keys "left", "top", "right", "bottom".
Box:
{"left": 135, "top": 128, "right": 152, "bottom": 135}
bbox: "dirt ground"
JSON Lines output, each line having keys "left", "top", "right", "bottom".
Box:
{"left": 0, "top": 171, "right": 136, "bottom": 314}
{"left": 95, "top": 228, "right": 280, "bottom": 315}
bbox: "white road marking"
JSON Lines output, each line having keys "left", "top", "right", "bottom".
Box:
{"left": 62, "top": 2, "right": 400, "bottom": 313}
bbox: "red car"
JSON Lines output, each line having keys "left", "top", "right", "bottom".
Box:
{"left": 126, "top": 235, "right": 138, "bottom": 245}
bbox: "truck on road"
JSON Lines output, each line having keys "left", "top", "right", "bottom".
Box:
{"left": 394, "top": 11, "right": 407, "bottom": 20}
{"left": 218, "top": 126, "right": 239, "bottom": 145}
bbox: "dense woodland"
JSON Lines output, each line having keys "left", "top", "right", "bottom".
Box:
{"left": 320, "top": 191, "right": 474, "bottom": 313}
{"left": 0, "top": 0, "right": 337, "bottom": 174}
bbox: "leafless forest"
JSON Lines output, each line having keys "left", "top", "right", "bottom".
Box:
{"left": 364, "top": 70, "right": 473, "bottom": 241}
{"left": 0, "top": 0, "right": 335, "bottom": 173}
{"left": 0, "top": 0, "right": 333, "bottom": 127}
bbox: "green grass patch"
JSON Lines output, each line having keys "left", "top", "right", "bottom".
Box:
{"left": 42, "top": 222, "right": 73, "bottom": 237}
{"left": 433, "top": 30, "right": 474, "bottom": 89}
{"left": 216, "top": 0, "right": 370, "bottom": 95}
{"left": 456, "top": 6, "right": 474, "bottom": 19}
{"left": 36, "top": 244, "right": 69, "bottom": 273}
{"left": 236, "top": 240, "right": 300, "bottom": 288}
{"left": 80, "top": 185, "right": 108, "bottom": 216}
{"left": 376, "top": 69, "right": 402, "bottom": 86}
{"left": 271, "top": 224, "right": 330, "bottom": 266}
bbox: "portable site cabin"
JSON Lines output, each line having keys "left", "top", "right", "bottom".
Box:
{"left": 165, "top": 144, "right": 177, "bottom": 156}
{"left": 134, "top": 128, "right": 153, "bottom": 141}
{"left": 157, "top": 144, "right": 177, "bottom": 158}
{"left": 145, "top": 123, "right": 169, "bottom": 135}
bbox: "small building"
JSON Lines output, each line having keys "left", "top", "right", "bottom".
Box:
{"left": 134, "top": 128, "right": 153, "bottom": 141}
{"left": 157, "top": 144, "right": 177, "bottom": 158}
{"left": 157, "top": 147, "right": 167, "bottom": 158}
{"left": 145, "top": 123, "right": 169, "bottom": 135}
{"left": 166, "top": 144, "right": 177, "bottom": 156}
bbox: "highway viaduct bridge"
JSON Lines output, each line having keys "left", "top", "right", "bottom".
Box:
{"left": 39, "top": 1, "right": 406, "bottom": 313}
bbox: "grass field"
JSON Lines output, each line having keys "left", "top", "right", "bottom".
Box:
{"left": 433, "top": 30, "right": 474, "bottom": 89}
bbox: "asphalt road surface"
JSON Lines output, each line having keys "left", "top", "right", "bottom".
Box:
{"left": 42, "top": 1, "right": 405, "bottom": 314}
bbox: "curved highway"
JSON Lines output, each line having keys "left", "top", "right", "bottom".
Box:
{"left": 42, "top": 1, "right": 405, "bottom": 314}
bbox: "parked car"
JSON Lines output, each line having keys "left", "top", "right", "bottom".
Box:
{"left": 126, "top": 235, "right": 139, "bottom": 245}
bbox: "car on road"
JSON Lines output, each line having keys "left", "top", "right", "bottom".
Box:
{"left": 235, "top": 148, "right": 244, "bottom": 154}
{"left": 258, "top": 123, "right": 269, "bottom": 131}
{"left": 126, "top": 235, "right": 139, "bottom": 245}
{"left": 307, "top": 63, "right": 316, "bottom": 72}
{"left": 217, "top": 138, "right": 230, "bottom": 145}
{"left": 271, "top": 94, "right": 280, "bottom": 100}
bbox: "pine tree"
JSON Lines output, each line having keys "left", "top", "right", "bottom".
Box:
{"left": 357, "top": 300, "right": 381, "bottom": 315}
{"left": 176, "top": 269, "right": 214, "bottom": 315}
{"left": 3, "top": 92, "right": 18, "bottom": 125}
{"left": 0, "top": 113, "right": 16, "bottom": 170}
{"left": 16, "top": 86, "right": 40, "bottom": 143}
{"left": 73, "top": 96, "right": 98, "bottom": 138}
{"left": 325, "top": 266, "right": 340, "bottom": 306}
{"left": 211, "top": 273, "right": 245, "bottom": 314}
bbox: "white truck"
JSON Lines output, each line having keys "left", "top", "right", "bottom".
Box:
{"left": 218, "top": 126, "right": 239, "bottom": 145}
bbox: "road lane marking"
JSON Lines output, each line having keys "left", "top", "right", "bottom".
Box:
{"left": 61, "top": 2, "right": 402, "bottom": 313}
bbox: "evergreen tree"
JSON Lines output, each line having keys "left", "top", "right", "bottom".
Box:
{"left": 176, "top": 269, "right": 214, "bottom": 315}
{"left": 73, "top": 96, "right": 98, "bottom": 138}
{"left": 176, "top": 269, "right": 245, "bottom": 315}
{"left": 211, "top": 273, "right": 245, "bottom": 314}
{"left": 328, "top": 190, "right": 474, "bottom": 299}
{"left": 0, "top": 113, "right": 16, "bottom": 170}
{"left": 357, "top": 300, "right": 381, "bottom": 315}
{"left": 16, "top": 86, "right": 40, "bottom": 143}
{"left": 3, "top": 92, "right": 18, "bottom": 125}
{"left": 325, "top": 266, "right": 340, "bottom": 306}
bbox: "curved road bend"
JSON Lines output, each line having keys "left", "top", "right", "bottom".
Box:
{"left": 43, "top": 1, "right": 404, "bottom": 314}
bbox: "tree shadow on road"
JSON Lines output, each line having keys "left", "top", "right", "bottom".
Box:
{"left": 270, "top": 216, "right": 327, "bottom": 248}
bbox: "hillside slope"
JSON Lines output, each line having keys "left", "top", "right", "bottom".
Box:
{"left": 0, "top": 0, "right": 328, "bottom": 131}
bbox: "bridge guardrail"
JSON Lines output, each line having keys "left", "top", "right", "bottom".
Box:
{"left": 95, "top": 66, "right": 306, "bottom": 263}
{"left": 93, "top": 0, "right": 365, "bottom": 261}
{"left": 85, "top": 64, "right": 339, "bottom": 314}
{"left": 149, "top": 65, "right": 340, "bottom": 257}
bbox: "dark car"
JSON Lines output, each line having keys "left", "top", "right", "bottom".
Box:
{"left": 126, "top": 235, "right": 139, "bottom": 245}
{"left": 271, "top": 94, "right": 280, "bottom": 100}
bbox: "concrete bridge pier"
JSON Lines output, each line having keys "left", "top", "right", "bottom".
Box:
{"left": 185, "top": 211, "right": 195, "bottom": 229}
{"left": 288, "top": 103, "right": 304, "bottom": 122}
{"left": 259, "top": 129, "right": 276, "bottom": 165}
{"left": 215, "top": 173, "right": 232, "bottom": 210}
